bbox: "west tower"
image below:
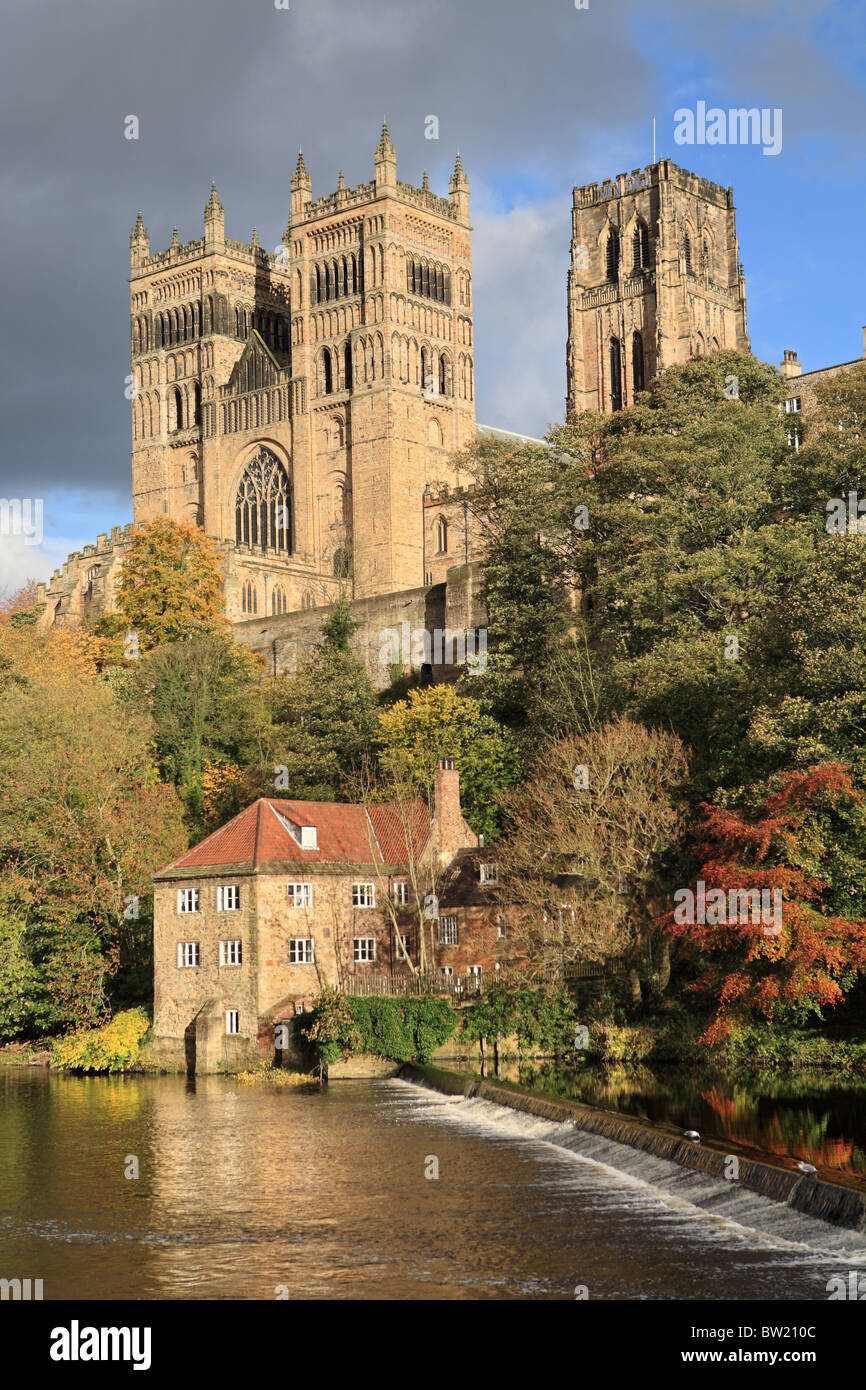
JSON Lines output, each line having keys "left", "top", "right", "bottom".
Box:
{"left": 566, "top": 159, "right": 749, "bottom": 417}
{"left": 128, "top": 127, "right": 475, "bottom": 617}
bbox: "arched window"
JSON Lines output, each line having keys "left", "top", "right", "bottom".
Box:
{"left": 421, "top": 345, "right": 431, "bottom": 393}
{"left": 271, "top": 586, "right": 287, "bottom": 615}
{"left": 606, "top": 229, "right": 620, "bottom": 282}
{"left": 193, "top": 381, "right": 202, "bottom": 427}
{"left": 694, "top": 333, "right": 704, "bottom": 357}
{"left": 333, "top": 548, "right": 350, "bottom": 578}
{"left": 235, "top": 446, "right": 292, "bottom": 554}
{"left": 633, "top": 222, "right": 649, "bottom": 270}
{"left": 632, "top": 331, "right": 644, "bottom": 395}
{"left": 344, "top": 341, "right": 353, "bottom": 392}
{"left": 703, "top": 239, "right": 710, "bottom": 277}
{"left": 438, "top": 353, "right": 447, "bottom": 396}
{"left": 436, "top": 516, "right": 448, "bottom": 554}
{"left": 323, "top": 349, "right": 333, "bottom": 395}
{"left": 172, "top": 386, "right": 183, "bottom": 431}
{"left": 609, "top": 338, "right": 623, "bottom": 412}
{"left": 241, "top": 580, "right": 257, "bottom": 615}
{"left": 683, "top": 233, "right": 692, "bottom": 275}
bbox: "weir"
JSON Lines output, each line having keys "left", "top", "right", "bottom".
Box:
{"left": 398, "top": 1064, "right": 866, "bottom": 1249}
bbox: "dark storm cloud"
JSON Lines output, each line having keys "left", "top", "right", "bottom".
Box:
{"left": 0, "top": 0, "right": 862, "bottom": 503}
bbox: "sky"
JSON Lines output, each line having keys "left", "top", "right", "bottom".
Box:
{"left": 0, "top": 0, "right": 863, "bottom": 594}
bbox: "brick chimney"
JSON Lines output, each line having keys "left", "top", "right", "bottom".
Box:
{"left": 432, "top": 757, "right": 478, "bottom": 866}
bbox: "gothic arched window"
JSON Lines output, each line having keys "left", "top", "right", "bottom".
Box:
{"left": 322, "top": 349, "right": 333, "bottom": 395}
{"left": 241, "top": 580, "right": 257, "bottom": 615}
{"left": 683, "top": 233, "right": 692, "bottom": 275}
{"left": 632, "top": 331, "right": 644, "bottom": 395}
{"left": 193, "top": 382, "right": 202, "bottom": 427}
{"left": 235, "top": 446, "right": 292, "bottom": 554}
{"left": 609, "top": 337, "right": 623, "bottom": 412}
{"left": 344, "top": 341, "right": 353, "bottom": 392}
{"left": 438, "top": 353, "right": 447, "bottom": 396}
{"left": 606, "top": 229, "right": 620, "bottom": 282}
{"left": 172, "top": 386, "right": 183, "bottom": 431}
{"left": 436, "top": 516, "right": 448, "bottom": 554}
{"left": 633, "top": 222, "right": 649, "bottom": 270}
{"left": 271, "top": 586, "right": 287, "bottom": 615}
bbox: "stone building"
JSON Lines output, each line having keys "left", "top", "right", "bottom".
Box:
{"left": 566, "top": 159, "right": 750, "bottom": 416}
{"left": 151, "top": 759, "right": 510, "bottom": 1071}
{"left": 778, "top": 328, "right": 866, "bottom": 448}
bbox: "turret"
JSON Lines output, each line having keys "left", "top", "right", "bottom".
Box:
{"left": 204, "top": 182, "right": 224, "bottom": 253}
{"left": 374, "top": 121, "right": 397, "bottom": 191}
{"left": 130, "top": 211, "right": 149, "bottom": 270}
{"left": 291, "top": 150, "right": 311, "bottom": 218}
{"left": 449, "top": 152, "right": 469, "bottom": 222}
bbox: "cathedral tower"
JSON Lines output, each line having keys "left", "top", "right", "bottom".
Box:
{"left": 128, "top": 129, "right": 475, "bottom": 618}
{"left": 566, "top": 159, "right": 749, "bottom": 416}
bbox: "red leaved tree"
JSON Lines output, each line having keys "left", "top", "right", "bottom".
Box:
{"left": 664, "top": 765, "right": 866, "bottom": 1043}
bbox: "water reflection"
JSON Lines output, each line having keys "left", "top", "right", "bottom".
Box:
{"left": 481, "top": 1060, "right": 866, "bottom": 1175}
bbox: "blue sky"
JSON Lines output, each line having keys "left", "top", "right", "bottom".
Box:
{"left": 0, "top": 0, "right": 863, "bottom": 594}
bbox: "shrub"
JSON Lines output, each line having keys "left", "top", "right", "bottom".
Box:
{"left": 51, "top": 1007, "right": 151, "bottom": 1072}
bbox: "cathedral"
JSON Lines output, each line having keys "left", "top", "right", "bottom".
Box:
{"left": 43, "top": 138, "right": 855, "bottom": 671}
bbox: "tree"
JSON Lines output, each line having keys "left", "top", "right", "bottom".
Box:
{"left": 0, "top": 675, "right": 187, "bottom": 1034}
{"left": 665, "top": 765, "right": 866, "bottom": 1044}
{"left": 377, "top": 684, "right": 519, "bottom": 839}
{"left": 496, "top": 718, "right": 688, "bottom": 1000}
{"left": 115, "top": 517, "right": 228, "bottom": 651}
{"left": 264, "top": 607, "right": 379, "bottom": 801}
{"left": 132, "top": 631, "right": 264, "bottom": 827}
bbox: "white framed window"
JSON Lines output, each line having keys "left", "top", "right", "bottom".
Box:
{"left": 220, "top": 939, "right": 242, "bottom": 966}
{"left": 467, "top": 964, "right": 483, "bottom": 980}
{"left": 479, "top": 862, "right": 498, "bottom": 884}
{"left": 217, "top": 885, "right": 239, "bottom": 911}
{"left": 496, "top": 915, "right": 507, "bottom": 940}
{"left": 394, "top": 930, "right": 410, "bottom": 958}
{"left": 177, "top": 941, "right": 200, "bottom": 968}
{"left": 353, "top": 882, "right": 376, "bottom": 908}
{"left": 438, "top": 965, "right": 454, "bottom": 980}
{"left": 438, "top": 915, "right": 459, "bottom": 945}
{"left": 177, "top": 888, "right": 200, "bottom": 913}
{"left": 353, "top": 937, "right": 376, "bottom": 962}
{"left": 787, "top": 427, "right": 801, "bottom": 451}
{"left": 289, "top": 937, "right": 315, "bottom": 964}
{"left": 785, "top": 397, "right": 801, "bottom": 413}
{"left": 287, "top": 882, "right": 313, "bottom": 908}
{"left": 226, "top": 1009, "right": 239, "bottom": 1035}
{"left": 392, "top": 881, "right": 408, "bottom": 907}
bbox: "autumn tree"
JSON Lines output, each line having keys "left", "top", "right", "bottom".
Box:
{"left": 0, "top": 674, "right": 187, "bottom": 1035}
{"left": 665, "top": 765, "right": 866, "bottom": 1044}
{"left": 377, "top": 684, "right": 518, "bottom": 839}
{"left": 496, "top": 718, "right": 688, "bottom": 1000}
{"left": 115, "top": 517, "right": 228, "bottom": 651}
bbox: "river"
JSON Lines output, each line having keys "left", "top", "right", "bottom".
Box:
{"left": 2, "top": 1069, "right": 865, "bottom": 1300}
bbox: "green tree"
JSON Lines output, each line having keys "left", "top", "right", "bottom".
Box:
{"left": 376, "top": 684, "right": 519, "bottom": 838}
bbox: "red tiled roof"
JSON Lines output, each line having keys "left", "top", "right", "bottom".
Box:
{"left": 156, "top": 796, "right": 431, "bottom": 876}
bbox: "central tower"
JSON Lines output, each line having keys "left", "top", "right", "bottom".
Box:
{"left": 566, "top": 159, "right": 749, "bottom": 417}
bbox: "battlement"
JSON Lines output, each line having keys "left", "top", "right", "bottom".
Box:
{"left": 573, "top": 159, "right": 733, "bottom": 210}
{"left": 299, "top": 175, "right": 458, "bottom": 224}
{"left": 133, "top": 235, "right": 282, "bottom": 279}
{"left": 423, "top": 483, "right": 478, "bottom": 507}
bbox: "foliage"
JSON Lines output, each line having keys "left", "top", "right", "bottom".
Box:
{"left": 665, "top": 764, "right": 866, "bottom": 1043}
{"left": 377, "top": 684, "right": 519, "bottom": 838}
{"left": 302, "top": 989, "right": 457, "bottom": 1065}
{"left": 462, "top": 985, "right": 578, "bottom": 1052}
{"left": 264, "top": 620, "right": 380, "bottom": 801}
{"left": 131, "top": 631, "right": 263, "bottom": 827}
{"left": 115, "top": 517, "right": 228, "bottom": 651}
{"left": 51, "top": 1007, "right": 152, "bottom": 1072}
{"left": 496, "top": 718, "right": 688, "bottom": 989}
{"left": 0, "top": 673, "right": 187, "bottom": 1035}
